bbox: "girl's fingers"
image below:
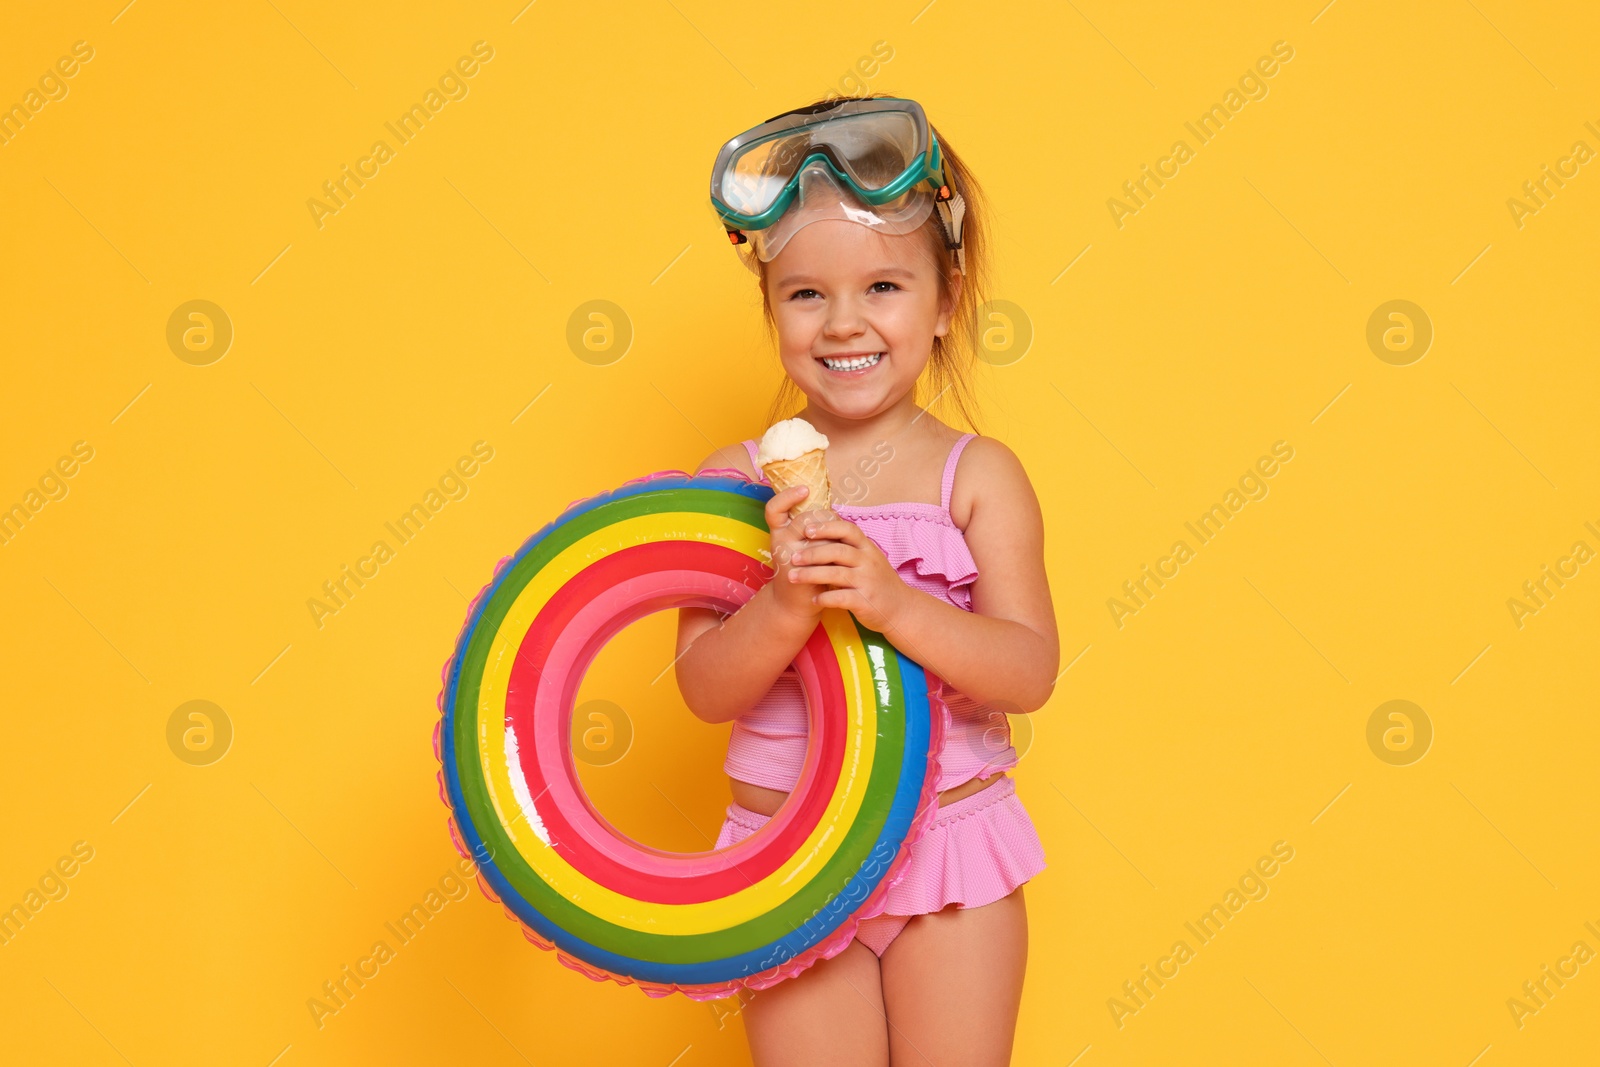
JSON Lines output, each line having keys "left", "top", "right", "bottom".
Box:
{"left": 811, "top": 588, "right": 864, "bottom": 613}
{"left": 788, "top": 542, "right": 855, "bottom": 567}
{"left": 801, "top": 518, "right": 866, "bottom": 546}
{"left": 763, "top": 485, "right": 810, "bottom": 528}
{"left": 787, "top": 564, "right": 855, "bottom": 587}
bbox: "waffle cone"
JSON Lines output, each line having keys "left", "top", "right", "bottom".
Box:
{"left": 762, "top": 449, "right": 832, "bottom": 514}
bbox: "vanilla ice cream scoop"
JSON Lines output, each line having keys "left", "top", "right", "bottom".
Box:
{"left": 756, "top": 418, "right": 830, "bottom": 466}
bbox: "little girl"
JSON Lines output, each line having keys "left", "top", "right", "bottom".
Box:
{"left": 674, "top": 94, "right": 1058, "bottom": 1067}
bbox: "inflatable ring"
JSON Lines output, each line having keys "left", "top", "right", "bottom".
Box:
{"left": 433, "top": 468, "right": 948, "bottom": 1001}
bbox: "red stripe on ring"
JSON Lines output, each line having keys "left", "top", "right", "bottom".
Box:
{"left": 501, "top": 540, "right": 847, "bottom": 904}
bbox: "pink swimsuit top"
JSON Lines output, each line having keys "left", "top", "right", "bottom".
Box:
{"left": 724, "top": 432, "right": 1019, "bottom": 794}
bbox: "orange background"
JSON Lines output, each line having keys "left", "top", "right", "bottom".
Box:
{"left": 1, "top": 2, "right": 1597, "bottom": 1064}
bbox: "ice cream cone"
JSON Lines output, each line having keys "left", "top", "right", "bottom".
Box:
{"left": 762, "top": 448, "right": 833, "bottom": 515}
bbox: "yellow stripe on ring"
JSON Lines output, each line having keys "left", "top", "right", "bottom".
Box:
{"left": 477, "top": 511, "right": 878, "bottom": 934}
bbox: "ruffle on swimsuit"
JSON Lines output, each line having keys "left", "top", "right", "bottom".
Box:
{"left": 835, "top": 499, "right": 981, "bottom": 613}
{"left": 715, "top": 776, "right": 1046, "bottom": 957}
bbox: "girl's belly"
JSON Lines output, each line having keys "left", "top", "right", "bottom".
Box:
{"left": 728, "top": 770, "right": 1008, "bottom": 819}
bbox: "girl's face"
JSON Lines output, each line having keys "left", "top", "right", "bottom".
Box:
{"left": 765, "top": 218, "right": 958, "bottom": 423}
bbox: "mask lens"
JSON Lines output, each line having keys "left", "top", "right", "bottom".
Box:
{"left": 719, "top": 133, "right": 808, "bottom": 215}
{"left": 720, "top": 109, "right": 925, "bottom": 217}
{"left": 820, "top": 112, "right": 921, "bottom": 191}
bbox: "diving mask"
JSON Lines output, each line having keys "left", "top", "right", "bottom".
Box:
{"left": 709, "top": 96, "right": 967, "bottom": 273}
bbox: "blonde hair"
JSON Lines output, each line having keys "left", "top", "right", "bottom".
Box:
{"left": 750, "top": 93, "right": 990, "bottom": 434}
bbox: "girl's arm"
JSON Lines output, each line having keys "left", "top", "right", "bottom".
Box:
{"left": 675, "top": 586, "right": 815, "bottom": 725}
{"left": 790, "top": 438, "right": 1060, "bottom": 712}
{"left": 673, "top": 447, "right": 822, "bottom": 724}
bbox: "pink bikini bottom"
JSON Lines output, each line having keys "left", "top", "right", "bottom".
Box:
{"left": 713, "top": 774, "right": 1047, "bottom": 958}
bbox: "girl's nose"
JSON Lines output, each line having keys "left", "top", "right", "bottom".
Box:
{"left": 822, "top": 297, "right": 867, "bottom": 339}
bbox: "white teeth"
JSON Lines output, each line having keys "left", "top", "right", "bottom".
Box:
{"left": 821, "top": 352, "right": 883, "bottom": 371}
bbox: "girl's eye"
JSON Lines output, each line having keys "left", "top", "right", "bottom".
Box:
{"left": 787, "top": 282, "right": 898, "bottom": 299}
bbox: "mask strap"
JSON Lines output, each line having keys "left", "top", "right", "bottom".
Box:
{"left": 933, "top": 184, "right": 967, "bottom": 275}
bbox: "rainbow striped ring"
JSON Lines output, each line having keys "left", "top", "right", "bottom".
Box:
{"left": 433, "top": 469, "right": 947, "bottom": 1001}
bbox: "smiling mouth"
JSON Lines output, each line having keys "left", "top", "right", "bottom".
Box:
{"left": 819, "top": 352, "right": 883, "bottom": 372}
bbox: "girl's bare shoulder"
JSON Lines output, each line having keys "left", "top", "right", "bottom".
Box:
{"left": 694, "top": 443, "right": 756, "bottom": 479}
{"left": 950, "top": 433, "right": 1041, "bottom": 532}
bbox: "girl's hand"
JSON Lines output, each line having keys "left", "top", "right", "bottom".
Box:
{"left": 786, "top": 516, "right": 911, "bottom": 633}
{"left": 764, "top": 485, "right": 827, "bottom": 623}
